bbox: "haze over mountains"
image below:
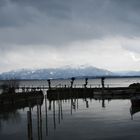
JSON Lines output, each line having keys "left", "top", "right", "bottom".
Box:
{"left": 0, "top": 66, "right": 140, "bottom": 80}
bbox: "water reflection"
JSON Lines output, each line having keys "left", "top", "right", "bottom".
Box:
{"left": 1, "top": 92, "right": 140, "bottom": 140}
{"left": 37, "top": 102, "right": 43, "bottom": 140}
{"left": 0, "top": 98, "right": 43, "bottom": 122}
{"left": 45, "top": 95, "right": 48, "bottom": 136}
{"left": 27, "top": 106, "right": 33, "bottom": 140}
{"left": 130, "top": 97, "right": 140, "bottom": 120}
{"left": 27, "top": 99, "right": 44, "bottom": 140}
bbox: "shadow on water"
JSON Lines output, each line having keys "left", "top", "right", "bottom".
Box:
{"left": 0, "top": 89, "right": 44, "bottom": 138}
{"left": 1, "top": 88, "right": 140, "bottom": 140}
{"left": 44, "top": 89, "right": 140, "bottom": 138}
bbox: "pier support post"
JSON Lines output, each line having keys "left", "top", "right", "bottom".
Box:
{"left": 47, "top": 79, "right": 51, "bottom": 89}
{"left": 70, "top": 77, "right": 75, "bottom": 88}
{"left": 101, "top": 77, "right": 105, "bottom": 95}
{"left": 101, "top": 77, "right": 105, "bottom": 89}
{"left": 84, "top": 78, "right": 88, "bottom": 88}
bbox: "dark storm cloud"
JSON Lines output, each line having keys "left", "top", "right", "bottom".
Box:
{"left": 0, "top": 0, "right": 140, "bottom": 47}
{"left": 11, "top": 0, "right": 71, "bottom": 19}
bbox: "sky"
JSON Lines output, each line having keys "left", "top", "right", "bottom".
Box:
{"left": 1, "top": 0, "right": 140, "bottom": 73}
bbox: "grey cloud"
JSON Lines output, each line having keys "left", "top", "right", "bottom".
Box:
{"left": 121, "top": 38, "right": 140, "bottom": 54}
{"left": 0, "top": 1, "right": 42, "bottom": 27}
{"left": 10, "top": 0, "right": 72, "bottom": 20}
{"left": 0, "top": 0, "right": 140, "bottom": 47}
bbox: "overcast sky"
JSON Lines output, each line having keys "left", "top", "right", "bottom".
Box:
{"left": 1, "top": 0, "right": 140, "bottom": 73}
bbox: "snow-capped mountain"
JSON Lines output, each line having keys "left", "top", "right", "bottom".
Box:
{"left": 0, "top": 66, "right": 113, "bottom": 80}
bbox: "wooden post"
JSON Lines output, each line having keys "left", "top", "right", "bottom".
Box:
{"left": 101, "top": 77, "right": 106, "bottom": 96}
{"left": 84, "top": 78, "right": 88, "bottom": 88}
{"left": 101, "top": 77, "right": 105, "bottom": 89}
{"left": 70, "top": 77, "right": 75, "bottom": 88}
{"left": 47, "top": 79, "right": 51, "bottom": 90}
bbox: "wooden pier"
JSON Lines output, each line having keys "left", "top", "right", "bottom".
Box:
{"left": 0, "top": 91, "right": 44, "bottom": 105}
{"left": 17, "top": 86, "right": 48, "bottom": 92}
{"left": 47, "top": 86, "right": 139, "bottom": 101}
{"left": 1, "top": 77, "right": 140, "bottom": 103}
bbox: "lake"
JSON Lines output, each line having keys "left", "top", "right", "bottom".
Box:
{"left": 0, "top": 91, "right": 140, "bottom": 140}
{"left": 18, "top": 77, "right": 140, "bottom": 87}
{"left": 1, "top": 77, "right": 140, "bottom": 88}
{"left": 1, "top": 77, "right": 140, "bottom": 140}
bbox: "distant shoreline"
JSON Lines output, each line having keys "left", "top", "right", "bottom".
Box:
{"left": 1, "top": 75, "right": 140, "bottom": 81}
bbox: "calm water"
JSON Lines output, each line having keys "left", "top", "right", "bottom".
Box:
{"left": 19, "top": 77, "right": 140, "bottom": 87}
{"left": 1, "top": 92, "right": 140, "bottom": 140}
{"left": 1, "top": 77, "right": 140, "bottom": 140}
{"left": 1, "top": 77, "right": 140, "bottom": 87}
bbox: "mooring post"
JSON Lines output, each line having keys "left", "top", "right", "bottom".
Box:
{"left": 101, "top": 77, "right": 105, "bottom": 95}
{"left": 70, "top": 77, "right": 75, "bottom": 88}
{"left": 84, "top": 78, "right": 88, "bottom": 88}
{"left": 101, "top": 77, "right": 105, "bottom": 89}
{"left": 47, "top": 79, "right": 51, "bottom": 90}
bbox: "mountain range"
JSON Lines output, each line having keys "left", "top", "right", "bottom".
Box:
{"left": 0, "top": 66, "right": 140, "bottom": 80}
